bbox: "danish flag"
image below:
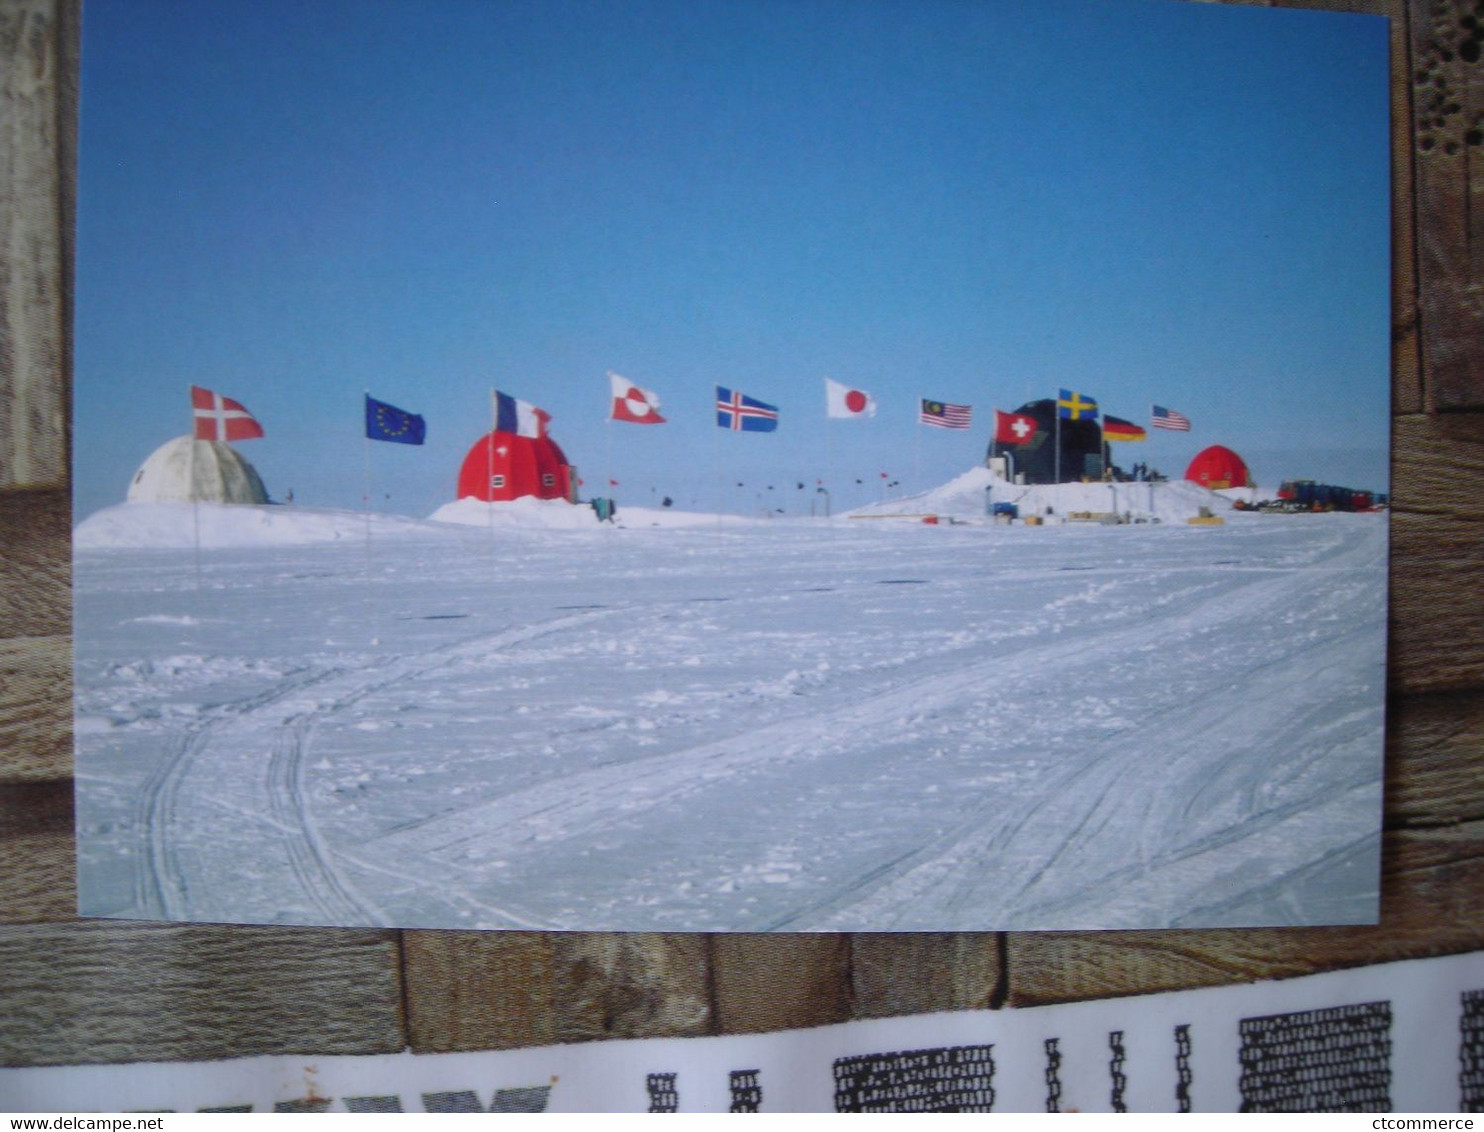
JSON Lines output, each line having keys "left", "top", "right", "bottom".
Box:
{"left": 191, "top": 386, "right": 264, "bottom": 442}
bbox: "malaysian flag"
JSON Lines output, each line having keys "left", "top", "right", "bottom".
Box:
{"left": 920, "top": 399, "right": 972, "bottom": 429}
{"left": 1151, "top": 404, "right": 1191, "bottom": 431}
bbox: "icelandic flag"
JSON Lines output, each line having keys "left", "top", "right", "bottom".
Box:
{"left": 716, "top": 386, "right": 779, "bottom": 432}
{"left": 365, "top": 395, "right": 426, "bottom": 445}
{"left": 493, "top": 390, "right": 544, "bottom": 438}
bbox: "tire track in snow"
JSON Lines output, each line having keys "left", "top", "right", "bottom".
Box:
{"left": 135, "top": 609, "right": 614, "bottom": 925}
{"left": 381, "top": 527, "right": 1381, "bottom": 920}
{"left": 136, "top": 665, "right": 336, "bottom": 919}
{"left": 777, "top": 528, "right": 1385, "bottom": 930}
{"left": 137, "top": 731, "right": 197, "bottom": 919}
{"left": 266, "top": 720, "right": 388, "bottom": 926}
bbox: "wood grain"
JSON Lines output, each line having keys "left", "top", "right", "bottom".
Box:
{"left": 1410, "top": 0, "right": 1484, "bottom": 410}
{"left": 551, "top": 933, "right": 712, "bottom": 1042}
{"left": 401, "top": 931, "right": 557, "bottom": 1053}
{"left": 0, "top": 778, "right": 73, "bottom": 923}
{"left": 0, "top": 635, "right": 70, "bottom": 781}
{"left": 710, "top": 934, "right": 852, "bottom": 1035}
{"left": 1392, "top": 0, "right": 1425, "bottom": 413}
{"left": 0, "top": 489, "right": 71, "bottom": 639}
{"left": 0, "top": 0, "right": 73, "bottom": 489}
{"left": 0, "top": 921, "right": 405, "bottom": 1067}
{"left": 1384, "top": 688, "right": 1484, "bottom": 825}
{"left": 850, "top": 933, "right": 1003, "bottom": 1019}
{"left": 1388, "top": 413, "right": 1484, "bottom": 693}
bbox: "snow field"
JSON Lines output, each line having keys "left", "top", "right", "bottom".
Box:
{"left": 72, "top": 498, "right": 1388, "bottom": 931}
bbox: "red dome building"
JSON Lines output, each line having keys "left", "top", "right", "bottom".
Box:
{"left": 1184, "top": 445, "right": 1252, "bottom": 490}
{"left": 457, "top": 431, "right": 578, "bottom": 503}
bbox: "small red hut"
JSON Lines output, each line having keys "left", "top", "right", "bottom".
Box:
{"left": 457, "top": 431, "right": 578, "bottom": 503}
{"left": 1184, "top": 445, "right": 1252, "bottom": 490}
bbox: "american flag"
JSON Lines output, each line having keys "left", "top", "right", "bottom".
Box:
{"left": 920, "top": 399, "right": 972, "bottom": 430}
{"left": 1151, "top": 404, "right": 1191, "bottom": 431}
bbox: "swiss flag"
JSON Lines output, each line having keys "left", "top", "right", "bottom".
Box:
{"left": 994, "top": 409, "right": 1038, "bottom": 445}
{"left": 191, "top": 386, "right": 264, "bottom": 442}
{"left": 609, "top": 373, "right": 666, "bottom": 424}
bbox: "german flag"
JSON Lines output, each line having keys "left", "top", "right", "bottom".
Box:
{"left": 1104, "top": 415, "right": 1147, "bottom": 442}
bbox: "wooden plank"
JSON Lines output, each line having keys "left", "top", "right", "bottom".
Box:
{"left": 1391, "top": 407, "right": 1484, "bottom": 511}
{"left": 1391, "top": 0, "right": 1424, "bottom": 413}
{"left": 850, "top": 933, "right": 1003, "bottom": 1019}
{"left": 550, "top": 933, "right": 712, "bottom": 1042}
{"left": 0, "top": 489, "right": 71, "bottom": 639}
{"left": 0, "top": 0, "right": 74, "bottom": 489}
{"left": 0, "top": 778, "right": 73, "bottom": 923}
{"left": 401, "top": 931, "right": 557, "bottom": 1053}
{"left": 1005, "top": 822, "right": 1484, "bottom": 1007}
{"left": 0, "top": 635, "right": 70, "bottom": 781}
{"left": 710, "top": 935, "right": 852, "bottom": 1035}
{"left": 1410, "top": 0, "right": 1484, "bottom": 410}
{"left": 1390, "top": 510, "right": 1484, "bottom": 692}
{"left": 0, "top": 921, "right": 405, "bottom": 1067}
{"left": 1385, "top": 688, "right": 1484, "bottom": 825}
{"left": 1388, "top": 412, "right": 1484, "bottom": 693}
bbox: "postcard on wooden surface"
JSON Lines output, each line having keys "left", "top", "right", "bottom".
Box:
{"left": 71, "top": 0, "right": 1392, "bottom": 932}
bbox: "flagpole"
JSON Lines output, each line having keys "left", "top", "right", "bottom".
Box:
{"left": 188, "top": 387, "right": 203, "bottom": 592}
{"left": 826, "top": 416, "right": 835, "bottom": 516}
{"left": 363, "top": 391, "right": 377, "bottom": 645}
{"left": 913, "top": 396, "right": 922, "bottom": 495}
{"left": 495, "top": 388, "right": 507, "bottom": 557}
{"left": 1054, "top": 393, "right": 1061, "bottom": 486}
{"left": 713, "top": 388, "right": 724, "bottom": 530}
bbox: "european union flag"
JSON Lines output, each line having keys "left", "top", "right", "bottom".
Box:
{"left": 366, "top": 395, "right": 426, "bottom": 445}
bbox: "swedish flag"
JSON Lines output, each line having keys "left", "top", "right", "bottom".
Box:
{"left": 1057, "top": 388, "right": 1099, "bottom": 421}
{"left": 366, "top": 395, "right": 426, "bottom": 445}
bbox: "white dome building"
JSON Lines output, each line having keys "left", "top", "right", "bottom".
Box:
{"left": 127, "top": 435, "right": 269, "bottom": 505}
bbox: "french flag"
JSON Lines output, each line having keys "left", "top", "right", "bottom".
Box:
{"left": 493, "top": 390, "right": 546, "bottom": 438}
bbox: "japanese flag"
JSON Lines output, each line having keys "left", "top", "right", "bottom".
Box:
{"left": 825, "top": 378, "right": 876, "bottom": 419}
{"left": 609, "top": 373, "right": 666, "bottom": 424}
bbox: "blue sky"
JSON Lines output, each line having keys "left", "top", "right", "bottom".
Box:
{"left": 75, "top": 0, "right": 1391, "bottom": 518}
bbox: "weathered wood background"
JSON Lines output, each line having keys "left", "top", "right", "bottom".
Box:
{"left": 2, "top": 0, "right": 1481, "bottom": 1069}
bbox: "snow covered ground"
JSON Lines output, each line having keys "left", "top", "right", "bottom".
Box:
{"left": 73, "top": 474, "right": 1388, "bottom": 931}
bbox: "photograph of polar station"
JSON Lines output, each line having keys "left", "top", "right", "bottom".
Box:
{"left": 72, "top": 0, "right": 1391, "bottom": 931}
